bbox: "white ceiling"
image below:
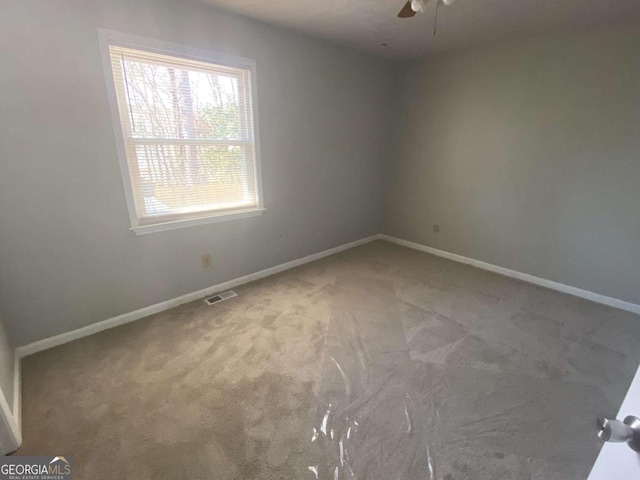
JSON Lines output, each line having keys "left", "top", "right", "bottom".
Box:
{"left": 197, "top": 0, "right": 640, "bottom": 58}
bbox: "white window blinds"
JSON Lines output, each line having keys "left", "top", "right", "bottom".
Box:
{"left": 105, "top": 40, "right": 262, "bottom": 232}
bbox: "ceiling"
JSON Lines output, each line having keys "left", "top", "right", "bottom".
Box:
{"left": 196, "top": 0, "right": 640, "bottom": 58}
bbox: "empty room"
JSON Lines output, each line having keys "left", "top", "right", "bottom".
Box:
{"left": 0, "top": 0, "right": 639, "bottom": 478}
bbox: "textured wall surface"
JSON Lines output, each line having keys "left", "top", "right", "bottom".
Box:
{"left": 1, "top": 2, "right": 638, "bottom": 348}
{"left": 0, "top": 0, "right": 394, "bottom": 345}
{"left": 385, "top": 27, "right": 640, "bottom": 305}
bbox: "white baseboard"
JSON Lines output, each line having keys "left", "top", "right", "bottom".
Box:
{"left": 17, "top": 232, "right": 639, "bottom": 360}
{"left": 13, "top": 350, "right": 21, "bottom": 432}
{"left": 16, "top": 235, "right": 379, "bottom": 359}
{"left": 0, "top": 352, "right": 21, "bottom": 453}
{"left": 379, "top": 234, "right": 640, "bottom": 316}
{"left": 0, "top": 390, "right": 20, "bottom": 454}
{"left": 10, "top": 232, "right": 639, "bottom": 451}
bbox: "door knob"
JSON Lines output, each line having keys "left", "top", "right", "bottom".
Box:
{"left": 597, "top": 416, "right": 640, "bottom": 452}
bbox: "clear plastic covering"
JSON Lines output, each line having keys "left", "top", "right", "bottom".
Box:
{"left": 17, "top": 244, "right": 640, "bottom": 479}
{"left": 296, "top": 271, "right": 627, "bottom": 479}
{"left": 307, "top": 302, "right": 441, "bottom": 479}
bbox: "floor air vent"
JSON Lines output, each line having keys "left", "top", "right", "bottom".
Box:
{"left": 204, "top": 290, "right": 237, "bottom": 306}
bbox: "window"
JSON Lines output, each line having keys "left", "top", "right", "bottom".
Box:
{"left": 99, "top": 30, "right": 263, "bottom": 234}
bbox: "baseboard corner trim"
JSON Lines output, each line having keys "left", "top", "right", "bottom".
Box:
{"left": 13, "top": 350, "right": 21, "bottom": 434}
{"left": 0, "top": 352, "right": 21, "bottom": 453}
{"left": 378, "top": 234, "right": 640, "bottom": 316}
{"left": 15, "top": 235, "right": 380, "bottom": 359}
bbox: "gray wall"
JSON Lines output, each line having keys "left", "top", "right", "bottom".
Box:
{"left": 385, "top": 27, "right": 640, "bottom": 305}
{"left": 2, "top": 0, "right": 637, "bottom": 347}
{"left": 0, "top": 0, "right": 394, "bottom": 345}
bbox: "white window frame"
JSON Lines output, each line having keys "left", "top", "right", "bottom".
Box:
{"left": 97, "top": 29, "right": 265, "bottom": 235}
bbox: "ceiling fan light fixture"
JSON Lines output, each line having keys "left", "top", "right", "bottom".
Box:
{"left": 410, "top": 0, "right": 425, "bottom": 13}
{"left": 441, "top": 0, "right": 457, "bottom": 5}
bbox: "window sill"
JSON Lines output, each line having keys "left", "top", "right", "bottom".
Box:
{"left": 131, "top": 207, "right": 266, "bottom": 235}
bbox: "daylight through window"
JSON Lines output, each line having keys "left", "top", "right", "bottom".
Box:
{"left": 105, "top": 40, "right": 262, "bottom": 232}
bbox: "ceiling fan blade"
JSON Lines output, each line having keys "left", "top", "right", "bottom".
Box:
{"left": 397, "top": 1, "right": 416, "bottom": 18}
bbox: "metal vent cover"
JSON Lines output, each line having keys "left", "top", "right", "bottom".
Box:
{"left": 204, "top": 290, "right": 237, "bottom": 306}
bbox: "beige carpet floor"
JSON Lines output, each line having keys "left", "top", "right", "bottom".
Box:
{"left": 18, "top": 240, "right": 640, "bottom": 479}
